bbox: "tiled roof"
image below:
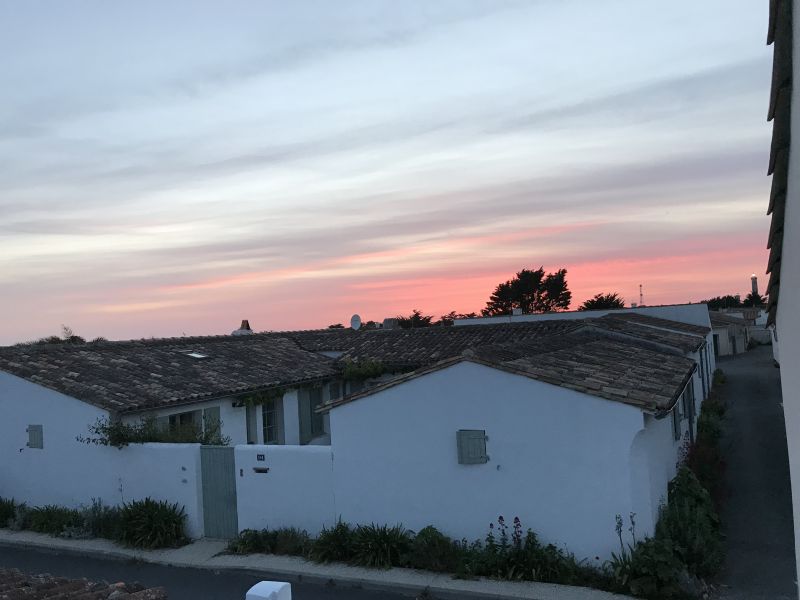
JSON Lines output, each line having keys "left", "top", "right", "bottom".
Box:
{"left": 0, "top": 336, "right": 337, "bottom": 414}
{"left": 602, "top": 313, "right": 709, "bottom": 337}
{"left": 590, "top": 315, "right": 704, "bottom": 353}
{"left": 0, "top": 314, "right": 704, "bottom": 414}
{"left": 325, "top": 331, "right": 695, "bottom": 414}
{"left": 709, "top": 311, "right": 749, "bottom": 328}
{"left": 766, "top": 0, "right": 793, "bottom": 325}
{"left": 0, "top": 568, "right": 166, "bottom": 600}
{"left": 310, "top": 320, "right": 586, "bottom": 369}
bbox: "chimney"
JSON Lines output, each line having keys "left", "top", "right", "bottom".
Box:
{"left": 751, "top": 274, "right": 759, "bottom": 296}
{"left": 232, "top": 319, "right": 254, "bottom": 336}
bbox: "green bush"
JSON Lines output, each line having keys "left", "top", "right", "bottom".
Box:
{"left": 227, "top": 529, "right": 270, "bottom": 554}
{"left": 82, "top": 499, "right": 122, "bottom": 539}
{"left": 609, "top": 537, "right": 683, "bottom": 599}
{"left": 117, "top": 498, "right": 186, "bottom": 549}
{"left": 406, "top": 526, "right": 459, "bottom": 572}
{"left": 658, "top": 468, "right": 723, "bottom": 577}
{"left": 79, "top": 417, "right": 230, "bottom": 448}
{"left": 350, "top": 524, "right": 412, "bottom": 569}
{"left": 712, "top": 368, "right": 726, "bottom": 387}
{"left": 27, "top": 505, "right": 83, "bottom": 535}
{"left": 0, "top": 498, "right": 15, "bottom": 528}
{"left": 273, "top": 527, "right": 312, "bottom": 556}
{"left": 310, "top": 520, "right": 355, "bottom": 564}
{"left": 227, "top": 527, "right": 311, "bottom": 556}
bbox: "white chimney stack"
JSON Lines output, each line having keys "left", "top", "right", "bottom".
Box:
{"left": 232, "top": 319, "right": 254, "bottom": 336}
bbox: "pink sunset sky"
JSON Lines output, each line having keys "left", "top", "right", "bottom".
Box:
{"left": 0, "top": 1, "right": 773, "bottom": 344}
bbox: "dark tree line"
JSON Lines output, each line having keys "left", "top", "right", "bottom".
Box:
{"left": 329, "top": 265, "right": 634, "bottom": 329}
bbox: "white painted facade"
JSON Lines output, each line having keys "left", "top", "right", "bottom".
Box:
{"left": 774, "top": 4, "right": 800, "bottom": 589}
{"left": 236, "top": 445, "right": 335, "bottom": 534}
{"left": 328, "top": 361, "right": 691, "bottom": 560}
{"left": 711, "top": 324, "right": 748, "bottom": 358}
{"left": 0, "top": 372, "right": 205, "bottom": 537}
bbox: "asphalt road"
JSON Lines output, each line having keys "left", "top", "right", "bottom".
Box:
{"left": 716, "top": 346, "right": 797, "bottom": 599}
{"left": 0, "top": 545, "right": 424, "bottom": 600}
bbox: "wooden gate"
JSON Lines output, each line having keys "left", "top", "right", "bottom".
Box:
{"left": 200, "top": 446, "right": 239, "bottom": 539}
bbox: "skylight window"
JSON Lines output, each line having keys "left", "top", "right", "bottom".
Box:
{"left": 185, "top": 352, "right": 208, "bottom": 359}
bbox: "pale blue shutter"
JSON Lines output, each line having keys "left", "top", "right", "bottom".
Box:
{"left": 27, "top": 425, "right": 43, "bottom": 449}
{"left": 457, "top": 430, "right": 488, "bottom": 464}
{"left": 299, "top": 390, "right": 313, "bottom": 444}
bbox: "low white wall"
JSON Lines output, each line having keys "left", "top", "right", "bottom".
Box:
{"left": 0, "top": 373, "right": 204, "bottom": 537}
{"left": 236, "top": 445, "right": 334, "bottom": 534}
{"left": 330, "top": 362, "right": 646, "bottom": 561}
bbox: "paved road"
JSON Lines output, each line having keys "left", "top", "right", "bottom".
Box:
{"left": 716, "top": 345, "right": 796, "bottom": 599}
{"left": 0, "top": 545, "right": 424, "bottom": 600}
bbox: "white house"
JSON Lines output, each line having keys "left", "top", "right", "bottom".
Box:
{"left": 709, "top": 311, "right": 750, "bottom": 357}
{"left": 322, "top": 331, "right": 697, "bottom": 561}
{"left": 765, "top": 0, "right": 800, "bottom": 592}
{"left": 1, "top": 313, "right": 707, "bottom": 559}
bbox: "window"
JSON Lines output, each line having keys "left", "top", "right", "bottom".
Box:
{"left": 672, "top": 405, "right": 681, "bottom": 441}
{"left": 299, "top": 388, "right": 325, "bottom": 444}
{"left": 262, "top": 399, "right": 283, "bottom": 444}
{"left": 246, "top": 404, "right": 258, "bottom": 444}
{"left": 457, "top": 429, "right": 488, "bottom": 464}
{"left": 203, "top": 406, "right": 221, "bottom": 436}
{"left": 169, "top": 410, "right": 201, "bottom": 429}
{"left": 185, "top": 352, "right": 208, "bottom": 359}
{"left": 27, "top": 424, "right": 43, "bottom": 449}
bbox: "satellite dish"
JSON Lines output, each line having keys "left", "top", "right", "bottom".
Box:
{"left": 350, "top": 314, "right": 362, "bottom": 331}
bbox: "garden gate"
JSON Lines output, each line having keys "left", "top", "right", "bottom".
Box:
{"left": 200, "top": 445, "right": 239, "bottom": 539}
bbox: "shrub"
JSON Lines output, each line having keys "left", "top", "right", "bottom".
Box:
{"left": 273, "top": 527, "right": 312, "bottom": 556}
{"left": 117, "top": 498, "right": 186, "bottom": 549}
{"left": 406, "top": 526, "right": 459, "bottom": 572}
{"left": 81, "top": 499, "right": 122, "bottom": 539}
{"left": 350, "top": 524, "right": 412, "bottom": 569}
{"left": 227, "top": 529, "right": 270, "bottom": 554}
{"left": 712, "top": 368, "right": 726, "bottom": 387}
{"left": 609, "top": 537, "right": 683, "bottom": 599}
{"left": 79, "top": 417, "right": 230, "bottom": 448}
{"left": 310, "top": 520, "right": 355, "bottom": 564}
{"left": 27, "top": 505, "right": 83, "bottom": 535}
{"left": 658, "top": 468, "right": 723, "bottom": 577}
{"left": 0, "top": 498, "right": 15, "bottom": 528}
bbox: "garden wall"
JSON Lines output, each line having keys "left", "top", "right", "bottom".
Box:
{"left": 236, "top": 445, "right": 335, "bottom": 535}
{"left": 0, "top": 372, "right": 205, "bottom": 537}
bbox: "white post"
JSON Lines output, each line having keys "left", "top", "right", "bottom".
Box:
{"left": 245, "top": 581, "right": 291, "bottom": 600}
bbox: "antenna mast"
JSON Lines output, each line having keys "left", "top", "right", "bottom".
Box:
{"left": 639, "top": 284, "right": 643, "bottom": 307}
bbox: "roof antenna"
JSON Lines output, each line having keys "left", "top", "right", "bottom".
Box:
{"left": 639, "top": 284, "right": 644, "bottom": 307}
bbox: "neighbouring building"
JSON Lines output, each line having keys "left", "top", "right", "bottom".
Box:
{"left": 709, "top": 311, "right": 750, "bottom": 357}
{"left": 0, "top": 313, "right": 710, "bottom": 559}
{"left": 766, "top": 0, "right": 800, "bottom": 590}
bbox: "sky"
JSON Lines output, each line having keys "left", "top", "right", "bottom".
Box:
{"left": 0, "top": 0, "right": 774, "bottom": 343}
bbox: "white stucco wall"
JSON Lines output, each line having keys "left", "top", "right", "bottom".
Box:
{"left": 329, "top": 361, "right": 654, "bottom": 561}
{"left": 776, "top": 6, "right": 800, "bottom": 590}
{"left": 236, "top": 444, "right": 334, "bottom": 534}
{"left": 0, "top": 373, "right": 205, "bottom": 537}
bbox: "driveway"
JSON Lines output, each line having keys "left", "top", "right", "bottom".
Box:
{"left": 716, "top": 345, "right": 796, "bottom": 599}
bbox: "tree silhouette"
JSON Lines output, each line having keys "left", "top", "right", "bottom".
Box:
{"left": 482, "top": 267, "right": 571, "bottom": 316}
{"left": 742, "top": 292, "right": 765, "bottom": 307}
{"left": 578, "top": 292, "right": 625, "bottom": 311}
{"left": 701, "top": 295, "right": 742, "bottom": 310}
{"left": 396, "top": 309, "right": 435, "bottom": 329}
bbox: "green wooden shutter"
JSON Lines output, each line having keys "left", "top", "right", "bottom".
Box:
{"left": 457, "top": 430, "right": 488, "bottom": 464}
{"left": 203, "top": 406, "right": 221, "bottom": 439}
{"left": 155, "top": 416, "right": 170, "bottom": 432}
{"left": 26, "top": 424, "right": 43, "bottom": 449}
{"left": 299, "top": 389, "right": 313, "bottom": 444}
